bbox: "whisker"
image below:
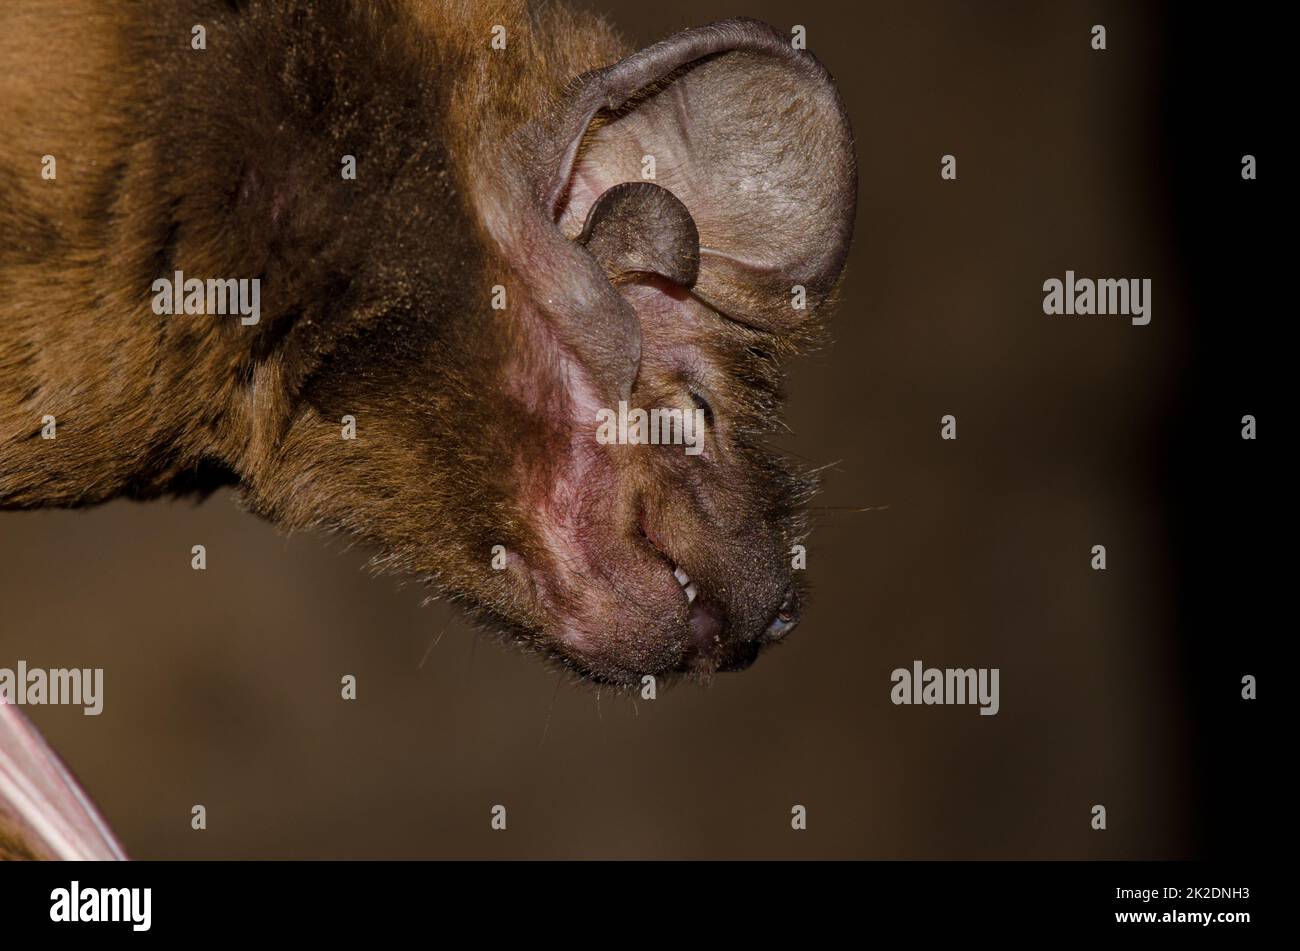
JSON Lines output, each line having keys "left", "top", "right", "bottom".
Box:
{"left": 417, "top": 629, "right": 445, "bottom": 669}
{"left": 808, "top": 503, "right": 890, "bottom": 514}
{"left": 540, "top": 673, "right": 563, "bottom": 746}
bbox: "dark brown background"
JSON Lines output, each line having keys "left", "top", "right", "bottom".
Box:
{"left": 0, "top": 1, "right": 1272, "bottom": 859}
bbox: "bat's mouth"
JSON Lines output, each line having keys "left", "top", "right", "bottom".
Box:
{"left": 670, "top": 563, "right": 731, "bottom": 659}
{"left": 636, "top": 507, "right": 795, "bottom": 675}
{"left": 500, "top": 483, "right": 805, "bottom": 684}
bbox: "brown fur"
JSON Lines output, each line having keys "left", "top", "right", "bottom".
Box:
{"left": 0, "top": 819, "right": 42, "bottom": 860}
{"left": 0, "top": 0, "right": 618, "bottom": 503}
{"left": 1, "top": 1, "right": 856, "bottom": 682}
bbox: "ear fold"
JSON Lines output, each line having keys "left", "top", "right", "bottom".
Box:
{"left": 577, "top": 181, "right": 700, "bottom": 288}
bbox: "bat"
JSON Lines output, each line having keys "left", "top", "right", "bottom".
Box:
{"left": 0, "top": 0, "right": 855, "bottom": 857}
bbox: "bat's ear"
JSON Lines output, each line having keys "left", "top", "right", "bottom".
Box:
{"left": 561, "top": 19, "right": 856, "bottom": 332}
{"left": 487, "top": 19, "right": 856, "bottom": 405}
{"left": 483, "top": 18, "right": 857, "bottom": 405}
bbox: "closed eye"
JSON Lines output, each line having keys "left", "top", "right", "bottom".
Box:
{"left": 689, "top": 389, "right": 714, "bottom": 427}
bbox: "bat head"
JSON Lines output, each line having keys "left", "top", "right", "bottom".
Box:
{"left": 236, "top": 16, "right": 856, "bottom": 684}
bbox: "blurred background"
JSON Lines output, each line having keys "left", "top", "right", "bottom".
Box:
{"left": 0, "top": 0, "right": 1273, "bottom": 858}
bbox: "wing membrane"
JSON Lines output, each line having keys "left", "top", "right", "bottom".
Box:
{"left": 0, "top": 700, "right": 125, "bottom": 860}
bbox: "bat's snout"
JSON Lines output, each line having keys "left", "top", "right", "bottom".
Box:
{"left": 675, "top": 583, "right": 802, "bottom": 676}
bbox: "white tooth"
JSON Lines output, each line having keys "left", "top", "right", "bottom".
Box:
{"left": 673, "top": 567, "right": 690, "bottom": 586}
{"left": 684, "top": 582, "right": 698, "bottom": 604}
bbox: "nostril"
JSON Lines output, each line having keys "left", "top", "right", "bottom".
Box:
{"left": 763, "top": 587, "right": 801, "bottom": 641}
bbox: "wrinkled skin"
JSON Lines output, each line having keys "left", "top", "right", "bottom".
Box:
{"left": 0, "top": 1, "right": 856, "bottom": 684}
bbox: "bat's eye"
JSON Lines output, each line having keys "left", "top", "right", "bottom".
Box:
{"left": 689, "top": 390, "right": 714, "bottom": 427}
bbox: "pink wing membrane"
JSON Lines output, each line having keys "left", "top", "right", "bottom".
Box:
{"left": 0, "top": 700, "right": 125, "bottom": 860}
